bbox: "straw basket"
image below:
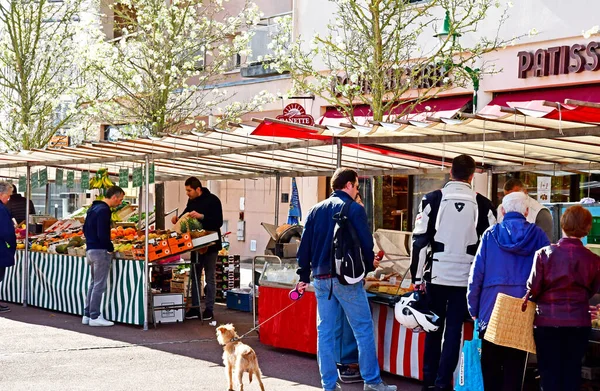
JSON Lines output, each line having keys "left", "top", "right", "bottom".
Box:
{"left": 484, "top": 293, "right": 536, "bottom": 354}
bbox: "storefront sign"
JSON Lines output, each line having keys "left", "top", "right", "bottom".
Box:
{"left": 276, "top": 103, "right": 315, "bottom": 126}
{"left": 331, "top": 65, "right": 445, "bottom": 97}
{"left": 517, "top": 42, "right": 600, "bottom": 78}
{"left": 537, "top": 176, "right": 551, "bottom": 202}
{"left": 49, "top": 135, "right": 69, "bottom": 148}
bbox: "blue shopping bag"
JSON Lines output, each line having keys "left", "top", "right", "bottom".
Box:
{"left": 455, "top": 320, "right": 484, "bottom": 391}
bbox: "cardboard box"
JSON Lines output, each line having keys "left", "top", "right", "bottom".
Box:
{"left": 152, "top": 293, "right": 184, "bottom": 323}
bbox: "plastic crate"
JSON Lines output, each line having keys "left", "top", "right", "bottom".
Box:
{"left": 590, "top": 217, "right": 600, "bottom": 237}
{"left": 226, "top": 291, "right": 252, "bottom": 312}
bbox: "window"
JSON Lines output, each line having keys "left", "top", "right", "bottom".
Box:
{"left": 113, "top": 3, "right": 136, "bottom": 40}
{"left": 247, "top": 13, "right": 291, "bottom": 64}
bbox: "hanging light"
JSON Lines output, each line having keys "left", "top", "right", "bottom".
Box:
{"left": 434, "top": 10, "right": 461, "bottom": 43}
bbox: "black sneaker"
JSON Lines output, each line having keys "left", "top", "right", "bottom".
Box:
{"left": 202, "top": 309, "right": 213, "bottom": 320}
{"left": 185, "top": 308, "right": 200, "bottom": 319}
{"left": 0, "top": 305, "right": 10, "bottom": 313}
{"left": 337, "top": 364, "right": 362, "bottom": 383}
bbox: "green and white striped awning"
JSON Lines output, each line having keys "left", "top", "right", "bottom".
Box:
{"left": 1, "top": 252, "right": 144, "bottom": 326}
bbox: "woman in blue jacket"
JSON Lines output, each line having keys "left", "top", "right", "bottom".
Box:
{"left": 0, "top": 181, "right": 17, "bottom": 314}
{"left": 467, "top": 191, "right": 549, "bottom": 391}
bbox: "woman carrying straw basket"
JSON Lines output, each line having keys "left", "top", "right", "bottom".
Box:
{"left": 527, "top": 205, "right": 600, "bottom": 391}
{"left": 467, "top": 191, "right": 549, "bottom": 391}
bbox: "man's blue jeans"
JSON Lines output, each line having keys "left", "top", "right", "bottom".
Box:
{"left": 313, "top": 278, "right": 381, "bottom": 391}
{"left": 84, "top": 250, "right": 112, "bottom": 320}
{"left": 335, "top": 307, "right": 359, "bottom": 364}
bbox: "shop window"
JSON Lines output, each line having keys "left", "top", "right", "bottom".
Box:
{"left": 381, "top": 176, "right": 409, "bottom": 231}
{"left": 497, "top": 173, "right": 572, "bottom": 205}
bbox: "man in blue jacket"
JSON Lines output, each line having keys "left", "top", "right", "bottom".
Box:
{"left": 296, "top": 168, "right": 396, "bottom": 391}
{"left": 82, "top": 186, "right": 124, "bottom": 327}
{"left": 467, "top": 191, "right": 549, "bottom": 390}
{"left": 0, "top": 182, "right": 17, "bottom": 313}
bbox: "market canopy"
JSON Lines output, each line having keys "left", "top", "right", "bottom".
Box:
{"left": 0, "top": 98, "right": 599, "bottom": 182}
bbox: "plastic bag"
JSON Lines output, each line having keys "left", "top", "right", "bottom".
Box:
{"left": 455, "top": 320, "right": 484, "bottom": 391}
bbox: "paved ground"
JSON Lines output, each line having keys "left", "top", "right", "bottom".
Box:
{"left": 0, "top": 302, "right": 422, "bottom": 391}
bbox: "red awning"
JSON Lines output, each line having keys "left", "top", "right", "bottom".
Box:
{"left": 319, "top": 95, "right": 472, "bottom": 125}
{"left": 479, "top": 84, "right": 600, "bottom": 118}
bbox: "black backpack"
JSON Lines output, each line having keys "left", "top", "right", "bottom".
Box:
{"left": 331, "top": 201, "right": 366, "bottom": 285}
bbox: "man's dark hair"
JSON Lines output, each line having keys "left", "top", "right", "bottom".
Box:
{"left": 106, "top": 186, "right": 125, "bottom": 199}
{"left": 12, "top": 184, "right": 18, "bottom": 194}
{"left": 331, "top": 168, "right": 358, "bottom": 191}
{"left": 185, "top": 177, "right": 202, "bottom": 190}
{"left": 503, "top": 178, "right": 524, "bottom": 193}
{"left": 450, "top": 155, "right": 476, "bottom": 181}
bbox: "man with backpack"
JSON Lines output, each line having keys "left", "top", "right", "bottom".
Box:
{"left": 411, "top": 155, "right": 497, "bottom": 391}
{"left": 296, "top": 168, "right": 396, "bottom": 391}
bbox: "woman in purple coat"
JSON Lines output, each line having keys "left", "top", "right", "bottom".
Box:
{"left": 527, "top": 205, "right": 600, "bottom": 391}
{"left": 467, "top": 191, "right": 549, "bottom": 391}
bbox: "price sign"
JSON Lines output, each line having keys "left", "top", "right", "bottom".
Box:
{"left": 149, "top": 163, "right": 155, "bottom": 184}
{"left": 31, "top": 171, "right": 39, "bottom": 189}
{"left": 18, "top": 176, "right": 26, "bottom": 192}
{"left": 39, "top": 168, "right": 48, "bottom": 187}
{"left": 66, "top": 171, "right": 75, "bottom": 189}
{"left": 55, "top": 169, "right": 64, "bottom": 187}
{"left": 81, "top": 171, "right": 90, "bottom": 190}
{"left": 133, "top": 166, "right": 143, "bottom": 187}
{"left": 119, "top": 168, "right": 129, "bottom": 188}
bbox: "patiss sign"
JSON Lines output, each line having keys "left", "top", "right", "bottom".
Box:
{"left": 276, "top": 103, "right": 315, "bottom": 126}
{"left": 517, "top": 42, "right": 600, "bottom": 78}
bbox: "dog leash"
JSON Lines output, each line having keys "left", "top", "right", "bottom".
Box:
{"left": 229, "top": 300, "right": 299, "bottom": 343}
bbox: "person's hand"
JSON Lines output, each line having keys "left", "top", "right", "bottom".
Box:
{"left": 373, "top": 259, "right": 380, "bottom": 268}
{"left": 171, "top": 215, "right": 178, "bottom": 224}
{"left": 414, "top": 283, "right": 426, "bottom": 293}
{"left": 188, "top": 211, "right": 204, "bottom": 220}
{"left": 472, "top": 316, "right": 477, "bottom": 321}
{"left": 296, "top": 282, "right": 309, "bottom": 293}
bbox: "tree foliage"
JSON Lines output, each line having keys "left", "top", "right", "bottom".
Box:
{"left": 268, "top": 0, "right": 517, "bottom": 122}
{"left": 0, "top": 0, "right": 105, "bottom": 150}
{"left": 90, "top": 0, "right": 274, "bottom": 136}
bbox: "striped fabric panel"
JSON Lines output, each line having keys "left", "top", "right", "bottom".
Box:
{"left": 371, "top": 302, "right": 474, "bottom": 381}
{"left": 0, "top": 251, "right": 23, "bottom": 303}
{"left": 23, "top": 253, "right": 144, "bottom": 326}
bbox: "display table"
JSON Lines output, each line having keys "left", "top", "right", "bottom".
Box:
{"left": 0, "top": 251, "right": 145, "bottom": 325}
{"left": 258, "top": 285, "right": 318, "bottom": 354}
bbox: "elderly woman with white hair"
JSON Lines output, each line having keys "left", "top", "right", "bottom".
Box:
{"left": 467, "top": 191, "right": 550, "bottom": 391}
{"left": 0, "top": 181, "right": 16, "bottom": 314}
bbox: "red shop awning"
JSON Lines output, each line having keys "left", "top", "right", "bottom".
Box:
{"left": 479, "top": 84, "right": 600, "bottom": 118}
{"left": 318, "top": 95, "right": 472, "bottom": 126}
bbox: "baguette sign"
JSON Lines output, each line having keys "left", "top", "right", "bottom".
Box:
{"left": 517, "top": 42, "right": 600, "bottom": 78}
{"left": 276, "top": 103, "right": 315, "bottom": 126}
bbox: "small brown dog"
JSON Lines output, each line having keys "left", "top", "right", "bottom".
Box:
{"left": 216, "top": 323, "right": 265, "bottom": 391}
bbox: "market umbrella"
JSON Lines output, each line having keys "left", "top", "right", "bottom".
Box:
{"left": 287, "top": 177, "right": 302, "bottom": 225}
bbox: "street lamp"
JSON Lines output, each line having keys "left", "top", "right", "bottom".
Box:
{"left": 434, "top": 10, "right": 480, "bottom": 114}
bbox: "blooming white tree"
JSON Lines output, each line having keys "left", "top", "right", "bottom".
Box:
{"left": 267, "top": 0, "right": 518, "bottom": 123}
{"left": 0, "top": 0, "right": 106, "bottom": 150}
{"left": 90, "top": 0, "right": 274, "bottom": 136}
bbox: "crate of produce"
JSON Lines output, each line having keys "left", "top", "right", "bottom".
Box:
{"left": 168, "top": 233, "right": 193, "bottom": 254}
{"left": 226, "top": 290, "right": 252, "bottom": 312}
{"left": 133, "top": 245, "right": 172, "bottom": 261}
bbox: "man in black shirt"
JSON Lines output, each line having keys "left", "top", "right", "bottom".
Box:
{"left": 7, "top": 184, "right": 35, "bottom": 224}
{"left": 172, "top": 177, "right": 223, "bottom": 320}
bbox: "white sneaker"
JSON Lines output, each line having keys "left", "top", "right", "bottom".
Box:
{"left": 82, "top": 316, "right": 90, "bottom": 325}
{"left": 89, "top": 316, "right": 114, "bottom": 327}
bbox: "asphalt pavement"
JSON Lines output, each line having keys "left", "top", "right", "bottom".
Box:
{"left": 0, "top": 301, "right": 422, "bottom": 391}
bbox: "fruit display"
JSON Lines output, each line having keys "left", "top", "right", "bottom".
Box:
{"left": 179, "top": 217, "right": 202, "bottom": 235}
{"left": 111, "top": 226, "right": 139, "bottom": 241}
{"left": 89, "top": 168, "right": 115, "bottom": 190}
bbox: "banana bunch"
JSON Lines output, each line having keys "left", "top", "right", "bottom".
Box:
{"left": 111, "top": 211, "right": 120, "bottom": 222}
{"left": 90, "top": 168, "right": 115, "bottom": 190}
